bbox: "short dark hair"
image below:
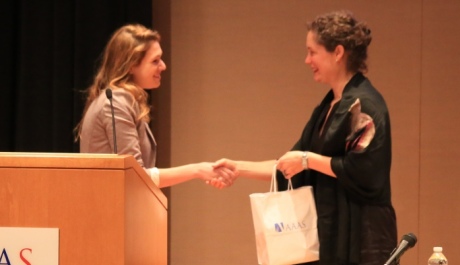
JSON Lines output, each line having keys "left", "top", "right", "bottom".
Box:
{"left": 306, "top": 10, "right": 372, "bottom": 73}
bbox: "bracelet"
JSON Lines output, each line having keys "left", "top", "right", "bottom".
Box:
{"left": 301, "top": 152, "right": 308, "bottom": 170}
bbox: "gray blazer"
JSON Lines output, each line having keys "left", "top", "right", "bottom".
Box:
{"left": 80, "top": 89, "right": 157, "bottom": 168}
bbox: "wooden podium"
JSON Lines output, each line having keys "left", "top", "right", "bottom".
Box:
{"left": 0, "top": 152, "right": 167, "bottom": 264}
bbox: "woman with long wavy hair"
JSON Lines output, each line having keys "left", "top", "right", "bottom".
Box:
{"left": 76, "top": 24, "right": 232, "bottom": 188}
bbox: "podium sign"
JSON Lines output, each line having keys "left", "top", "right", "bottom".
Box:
{"left": 0, "top": 153, "right": 167, "bottom": 264}
{"left": 0, "top": 227, "right": 59, "bottom": 265}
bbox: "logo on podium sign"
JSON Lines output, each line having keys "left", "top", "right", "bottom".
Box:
{"left": 0, "top": 227, "right": 59, "bottom": 265}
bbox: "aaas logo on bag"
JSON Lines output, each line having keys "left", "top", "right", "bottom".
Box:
{"left": 274, "top": 221, "right": 307, "bottom": 232}
{"left": 0, "top": 227, "right": 59, "bottom": 265}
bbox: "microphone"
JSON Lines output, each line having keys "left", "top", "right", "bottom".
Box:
{"left": 105, "top": 88, "right": 118, "bottom": 154}
{"left": 383, "top": 233, "right": 417, "bottom": 265}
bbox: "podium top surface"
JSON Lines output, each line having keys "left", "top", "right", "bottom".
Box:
{"left": 0, "top": 152, "right": 167, "bottom": 207}
{"left": 0, "top": 152, "right": 134, "bottom": 169}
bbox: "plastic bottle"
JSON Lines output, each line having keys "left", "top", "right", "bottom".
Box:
{"left": 428, "top": 247, "right": 448, "bottom": 265}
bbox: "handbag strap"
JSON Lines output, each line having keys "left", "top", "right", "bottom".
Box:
{"left": 270, "top": 164, "right": 293, "bottom": 192}
{"left": 270, "top": 164, "right": 277, "bottom": 192}
{"left": 287, "top": 179, "right": 293, "bottom": 190}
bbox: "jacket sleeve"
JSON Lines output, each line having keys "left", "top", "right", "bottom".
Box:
{"left": 330, "top": 97, "right": 392, "bottom": 202}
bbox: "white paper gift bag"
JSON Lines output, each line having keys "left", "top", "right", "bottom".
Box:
{"left": 249, "top": 166, "right": 319, "bottom": 265}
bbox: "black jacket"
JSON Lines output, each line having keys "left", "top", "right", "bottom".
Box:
{"left": 277, "top": 73, "right": 397, "bottom": 265}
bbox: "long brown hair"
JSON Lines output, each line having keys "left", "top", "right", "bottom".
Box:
{"left": 75, "top": 24, "right": 161, "bottom": 141}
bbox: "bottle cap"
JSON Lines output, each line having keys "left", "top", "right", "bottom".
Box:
{"left": 433, "top": 247, "right": 443, "bottom": 252}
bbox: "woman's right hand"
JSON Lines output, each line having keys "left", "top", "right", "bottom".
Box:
{"left": 208, "top": 159, "right": 240, "bottom": 188}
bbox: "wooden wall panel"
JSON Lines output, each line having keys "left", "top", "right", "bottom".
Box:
{"left": 170, "top": 2, "right": 313, "bottom": 264}
{"left": 420, "top": 1, "right": 460, "bottom": 264}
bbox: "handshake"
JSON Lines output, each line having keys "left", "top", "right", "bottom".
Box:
{"left": 194, "top": 151, "right": 310, "bottom": 189}
{"left": 197, "top": 158, "right": 240, "bottom": 189}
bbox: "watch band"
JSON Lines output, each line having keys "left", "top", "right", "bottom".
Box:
{"left": 302, "top": 151, "right": 308, "bottom": 170}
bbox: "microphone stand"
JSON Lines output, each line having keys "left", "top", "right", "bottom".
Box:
{"left": 385, "top": 247, "right": 400, "bottom": 265}
{"left": 105, "top": 88, "right": 118, "bottom": 154}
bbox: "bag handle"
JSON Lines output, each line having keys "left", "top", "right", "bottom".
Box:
{"left": 270, "top": 164, "right": 293, "bottom": 193}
